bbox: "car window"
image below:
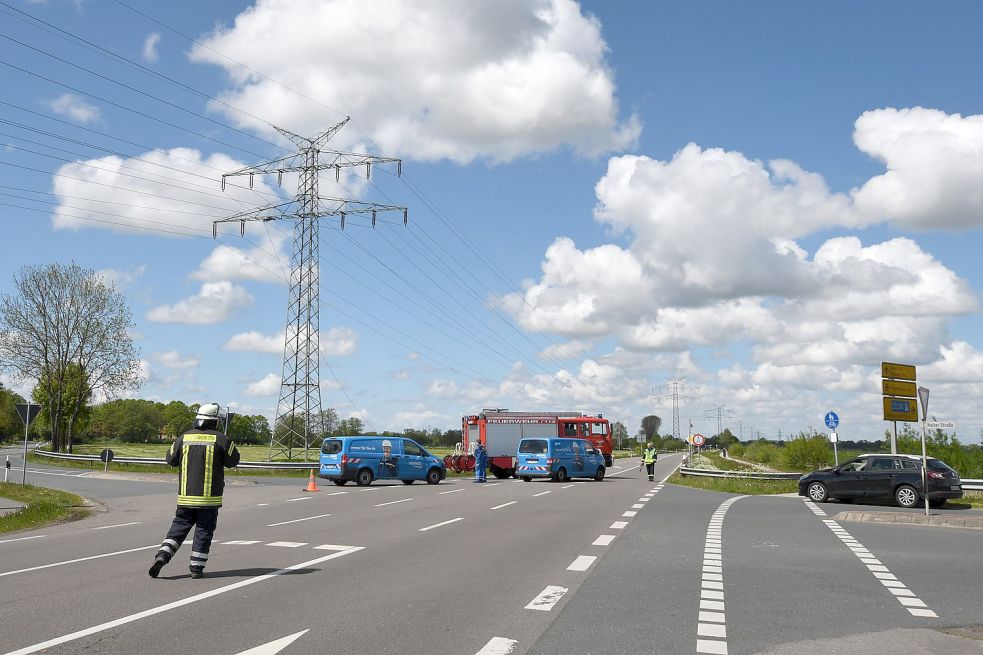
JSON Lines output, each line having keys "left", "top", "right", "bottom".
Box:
{"left": 901, "top": 459, "right": 917, "bottom": 469}
{"left": 519, "top": 439, "right": 549, "bottom": 454}
{"left": 839, "top": 459, "right": 866, "bottom": 472}
{"left": 321, "top": 439, "right": 343, "bottom": 454}
{"left": 592, "top": 422, "right": 607, "bottom": 435}
{"left": 562, "top": 422, "right": 578, "bottom": 437}
{"left": 868, "top": 458, "right": 897, "bottom": 471}
{"left": 404, "top": 441, "right": 423, "bottom": 457}
{"left": 927, "top": 459, "right": 955, "bottom": 473}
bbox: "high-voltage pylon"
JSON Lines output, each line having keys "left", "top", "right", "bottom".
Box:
{"left": 704, "top": 405, "right": 736, "bottom": 439}
{"left": 213, "top": 118, "right": 406, "bottom": 460}
{"left": 654, "top": 378, "right": 700, "bottom": 441}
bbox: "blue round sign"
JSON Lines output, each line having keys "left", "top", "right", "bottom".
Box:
{"left": 824, "top": 411, "right": 839, "bottom": 430}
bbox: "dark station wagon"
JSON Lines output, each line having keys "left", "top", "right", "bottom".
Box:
{"left": 798, "top": 454, "right": 963, "bottom": 508}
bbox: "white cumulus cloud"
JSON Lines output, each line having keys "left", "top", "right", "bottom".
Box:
{"left": 147, "top": 281, "right": 254, "bottom": 324}
{"left": 46, "top": 93, "right": 102, "bottom": 124}
{"left": 142, "top": 32, "right": 161, "bottom": 63}
{"left": 152, "top": 350, "right": 200, "bottom": 370}
{"left": 189, "top": 0, "right": 640, "bottom": 163}
{"left": 244, "top": 373, "right": 281, "bottom": 397}
{"left": 224, "top": 327, "right": 357, "bottom": 356}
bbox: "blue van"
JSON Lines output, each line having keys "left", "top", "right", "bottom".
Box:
{"left": 515, "top": 437, "right": 606, "bottom": 482}
{"left": 319, "top": 436, "right": 447, "bottom": 486}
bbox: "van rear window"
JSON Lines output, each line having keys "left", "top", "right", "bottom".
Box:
{"left": 519, "top": 439, "right": 549, "bottom": 454}
{"left": 927, "top": 459, "right": 955, "bottom": 473}
{"left": 321, "top": 439, "right": 343, "bottom": 455}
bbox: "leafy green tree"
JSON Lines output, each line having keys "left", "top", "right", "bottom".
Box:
{"left": 32, "top": 363, "right": 91, "bottom": 452}
{"left": 337, "top": 416, "right": 364, "bottom": 436}
{"left": 640, "top": 415, "right": 662, "bottom": 441}
{"left": 87, "top": 399, "right": 164, "bottom": 442}
{"left": 163, "top": 401, "right": 194, "bottom": 439}
{"left": 0, "top": 383, "right": 27, "bottom": 443}
{"left": 611, "top": 421, "right": 629, "bottom": 449}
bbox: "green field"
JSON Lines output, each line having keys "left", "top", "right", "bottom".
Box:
{"left": 669, "top": 472, "right": 798, "bottom": 495}
{"left": 0, "top": 482, "right": 89, "bottom": 534}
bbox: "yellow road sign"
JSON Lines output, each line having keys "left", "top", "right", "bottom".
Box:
{"left": 881, "top": 362, "right": 916, "bottom": 381}
{"left": 883, "top": 397, "right": 918, "bottom": 422}
{"left": 882, "top": 379, "right": 917, "bottom": 397}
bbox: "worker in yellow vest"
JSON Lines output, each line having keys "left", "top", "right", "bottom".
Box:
{"left": 642, "top": 442, "right": 658, "bottom": 481}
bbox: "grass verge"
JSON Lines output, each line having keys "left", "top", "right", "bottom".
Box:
{"left": 0, "top": 482, "right": 90, "bottom": 534}
{"left": 669, "top": 471, "right": 798, "bottom": 495}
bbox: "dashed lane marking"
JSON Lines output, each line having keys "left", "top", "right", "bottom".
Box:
{"left": 0, "top": 544, "right": 158, "bottom": 579}
{"left": 374, "top": 498, "right": 413, "bottom": 507}
{"left": 284, "top": 497, "right": 312, "bottom": 502}
{"left": 533, "top": 491, "right": 551, "bottom": 497}
{"left": 438, "top": 488, "right": 464, "bottom": 495}
{"left": 0, "top": 535, "right": 46, "bottom": 545}
{"left": 566, "top": 555, "right": 597, "bottom": 572}
{"left": 622, "top": 511, "right": 637, "bottom": 517}
{"left": 819, "top": 518, "right": 938, "bottom": 618}
{"left": 266, "top": 514, "right": 331, "bottom": 527}
{"left": 695, "top": 495, "right": 745, "bottom": 655}
{"left": 631, "top": 504, "right": 645, "bottom": 509}
{"left": 474, "top": 636, "right": 518, "bottom": 655}
{"left": 561, "top": 484, "right": 575, "bottom": 489}
{"left": 419, "top": 517, "right": 464, "bottom": 532}
{"left": 266, "top": 541, "right": 308, "bottom": 548}
{"left": 220, "top": 540, "right": 261, "bottom": 545}
{"left": 803, "top": 499, "right": 827, "bottom": 516}
{"left": 325, "top": 491, "right": 347, "bottom": 496}
{"left": 592, "top": 534, "right": 616, "bottom": 546}
{"left": 491, "top": 501, "right": 518, "bottom": 510}
{"left": 3, "top": 547, "right": 365, "bottom": 655}
{"left": 610, "top": 521, "right": 628, "bottom": 530}
{"left": 525, "top": 585, "right": 568, "bottom": 611}
{"left": 91, "top": 522, "right": 142, "bottom": 531}
{"left": 312, "top": 544, "right": 357, "bottom": 551}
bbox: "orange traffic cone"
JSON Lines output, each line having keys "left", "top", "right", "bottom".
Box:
{"left": 303, "top": 469, "right": 320, "bottom": 492}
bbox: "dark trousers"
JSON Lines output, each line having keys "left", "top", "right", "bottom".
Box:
{"left": 645, "top": 462, "right": 655, "bottom": 479}
{"left": 156, "top": 506, "right": 219, "bottom": 570}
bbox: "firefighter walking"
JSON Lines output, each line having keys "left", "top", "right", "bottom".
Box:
{"left": 149, "top": 403, "right": 240, "bottom": 579}
{"left": 642, "top": 442, "right": 658, "bottom": 481}
{"left": 474, "top": 442, "right": 487, "bottom": 483}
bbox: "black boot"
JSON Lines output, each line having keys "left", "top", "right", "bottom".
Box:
{"left": 148, "top": 557, "right": 167, "bottom": 578}
{"left": 190, "top": 566, "right": 204, "bottom": 579}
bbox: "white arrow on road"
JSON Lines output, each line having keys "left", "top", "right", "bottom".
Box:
{"left": 234, "top": 630, "right": 309, "bottom": 655}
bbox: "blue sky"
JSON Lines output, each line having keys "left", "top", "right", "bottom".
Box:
{"left": 3, "top": 0, "right": 983, "bottom": 443}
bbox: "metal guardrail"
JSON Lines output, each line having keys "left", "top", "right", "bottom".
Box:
{"left": 679, "top": 466, "right": 802, "bottom": 480}
{"left": 962, "top": 479, "right": 983, "bottom": 491}
{"left": 33, "top": 449, "right": 318, "bottom": 470}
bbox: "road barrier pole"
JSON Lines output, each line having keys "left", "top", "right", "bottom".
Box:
{"left": 4, "top": 455, "right": 9, "bottom": 483}
{"left": 921, "top": 420, "right": 929, "bottom": 518}
{"left": 21, "top": 418, "right": 29, "bottom": 485}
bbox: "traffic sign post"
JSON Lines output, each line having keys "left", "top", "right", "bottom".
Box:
{"left": 692, "top": 433, "right": 706, "bottom": 447}
{"left": 881, "top": 362, "right": 917, "bottom": 454}
{"left": 824, "top": 411, "right": 839, "bottom": 466}
{"left": 100, "top": 448, "right": 114, "bottom": 473}
{"left": 917, "top": 386, "right": 930, "bottom": 518}
{"left": 15, "top": 403, "right": 41, "bottom": 485}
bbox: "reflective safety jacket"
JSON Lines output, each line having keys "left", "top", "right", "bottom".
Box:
{"left": 474, "top": 446, "right": 488, "bottom": 468}
{"left": 166, "top": 429, "right": 241, "bottom": 508}
{"left": 643, "top": 447, "right": 658, "bottom": 464}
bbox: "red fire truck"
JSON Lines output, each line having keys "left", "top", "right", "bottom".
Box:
{"left": 462, "top": 409, "right": 613, "bottom": 478}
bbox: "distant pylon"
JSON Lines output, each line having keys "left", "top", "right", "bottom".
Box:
{"left": 654, "top": 378, "right": 700, "bottom": 441}
{"left": 214, "top": 118, "right": 406, "bottom": 460}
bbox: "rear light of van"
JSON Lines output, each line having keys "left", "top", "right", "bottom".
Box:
{"left": 546, "top": 458, "right": 556, "bottom": 465}
{"left": 341, "top": 454, "right": 348, "bottom": 467}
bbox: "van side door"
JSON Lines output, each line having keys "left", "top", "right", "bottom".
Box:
{"left": 400, "top": 440, "right": 426, "bottom": 479}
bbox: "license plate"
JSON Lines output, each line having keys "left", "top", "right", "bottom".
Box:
{"left": 326, "top": 464, "right": 339, "bottom": 469}
{"left": 951, "top": 485, "right": 961, "bottom": 491}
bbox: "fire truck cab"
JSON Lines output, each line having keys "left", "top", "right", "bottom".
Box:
{"left": 462, "top": 409, "right": 613, "bottom": 478}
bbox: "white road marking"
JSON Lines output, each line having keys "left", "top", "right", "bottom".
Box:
{"left": 313, "top": 544, "right": 357, "bottom": 551}
{"left": 266, "top": 514, "right": 331, "bottom": 527}
{"left": 5, "top": 547, "right": 363, "bottom": 655}
{"left": 419, "top": 517, "right": 464, "bottom": 532}
{"left": 592, "top": 534, "right": 616, "bottom": 546}
{"left": 561, "top": 484, "right": 575, "bottom": 489}
{"left": 284, "top": 497, "right": 312, "bottom": 502}
{"left": 533, "top": 491, "right": 551, "bottom": 497}
{"left": 438, "top": 488, "right": 464, "bottom": 495}
{"left": 695, "top": 495, "right": 745, "bottom": 655}
{"left": 233, "top": 630, "right": 309, "bottom": 655}
{"left": 326, "top": 491, "right": 347, "bottom": 496}
{"left": 257, "top": 503, "right": 270, "bottom": 506}
{"left": 374, "top": 498, "right": 413, "bottom": 507}
{"left": 91, "top": 522, "right": 142, "bottom": 531}
{"left": 631, "top": 503, "right": 644, "bottom": 509}
{"left": 221, "top": 540, "right": 261, "bottom": 545}
{"left": 622, "top": 511, "right": 637, "bottom": 517}
{"left": 0, "top": 535, "right": 45, "bottom": 545}
{"left": 525, "top": 585, "right": 568, "bottom": 611}
{"left": 638, "top": 497, "right": 650, "bottom": 502}
{"left": 609, "top": 521, "right": 628, "bottom": 529}
{"left": 360, "top": 488, "right": 379, "bottom": 492}
{"left": 819, "top": 518, "right": 938, "bottom": 618}
{"left": 267, "top": 541, "right": 308, "bottom": 548}
{"left": 475, "top": 636, "right": 518, "bottom": 655}
{"left": 0, "top": 544, "right": 157, "bottom": 579}
{"left": 491, "top": 501, "right": 517, "bottom": 510}
{"left": 566, "top": 555, "right": 597, "bottom": 571}
{"left": 482, "top": 483, "right": 501, "bottom": 487}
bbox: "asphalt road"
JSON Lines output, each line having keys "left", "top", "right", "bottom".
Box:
{"left": 1, "top": 452, "right": 981, "bottom": 655}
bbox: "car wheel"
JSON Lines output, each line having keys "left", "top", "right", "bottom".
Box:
{"left": 426, "top": 468, "right": 441, "bottom": 485}
{"left": 594, "top": 466, "right": 605, "bottom": 481}
{"left": 895, "top": 484, "right": 919, "bottom": 508}
{"left": 402, "top": 480, "right": 414, "bottom": 485}
{"left": 521, "top": 476, "right": 531, "bottom": 482}
{"left": 355, "top": 468, "right": 373, "bottom": 486}
{"left": 928, "top": 498, "right": 946, "bottom": 509}
{"left": 555, "top": 467, "right": 568, "bottom": 483}
{"left": 332, "top": 479, "right": 348, "bottom": 486}
{"left": 807, "top": 481, "right": 828, "bottom": 503}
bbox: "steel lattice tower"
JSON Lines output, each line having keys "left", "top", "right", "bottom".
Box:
{"left": 704, "top": 405, "right": 736, "bottom": 438}
{"left": 654, "top": 378, "right": 700, "bottom": 440}
{"left": 214, "top": 118, "right": 406, "bottom": 459}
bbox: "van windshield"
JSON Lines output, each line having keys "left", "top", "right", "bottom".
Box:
{"left": 321, "top": 439, "right": 343, "bottom": 455}
{"left": 519, "top": 439, "right": 549, "bottom": 454}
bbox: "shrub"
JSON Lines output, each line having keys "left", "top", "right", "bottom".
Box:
{"left": 744, "top": 440, "right": 781, "bottom": 466}
{"left": 728, "top": 443, "right": 745, "bottom": 459}
{"left": 780, "top": 435, "right": 833, "bottom": 472}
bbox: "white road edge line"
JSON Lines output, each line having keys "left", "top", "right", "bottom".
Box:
{"left": 0, "top": 535, "right": 46, "bottom": 545}
{"left": 0, "top": 544, "right": 158, "bottom": 578}
{"left": 4, "top": 547, "right": 364, "bottom": 655}
{"left": 533, "top": 491, "right": 551, "bottom": 497}
{"left": 490, "top": 501, "right": 517, "bottom": 510}
{"left": 438, "top": 488, "right": 464, "bottom": 495}
{"left": 567, "top": 555, "right": 597, "bottom": 571}
{"left": 524, "top": 585, "right": 568, "bottom": 611}
{"left": 91, "top": 522, "right": 142, "bottom": 531}
{"left": 592, "top": 534, "right": 616, "bottom": 546}
{"left": 419, "top": 517, "right": 464, "bottom": 532}
{"left": 475, "top": 636, "right": 518, "bottom": 655}
{"left": 266, "top": 514, "right": 331, "bottom": 527}
{"left": 374, "top": 498, "right": 413, "bottom": 507}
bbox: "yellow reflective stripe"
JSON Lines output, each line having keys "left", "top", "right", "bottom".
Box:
{"left": 184, "top": 434, "right": 217, "bottom": 444}
{"left": 180, "top": 444, "right": 190, "bottom": 496}
{"left": 203, "top": 444, "right": 214, "bottom": 497}
{"left": 177, "top": 495, "right": 223, "bottom": 506}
